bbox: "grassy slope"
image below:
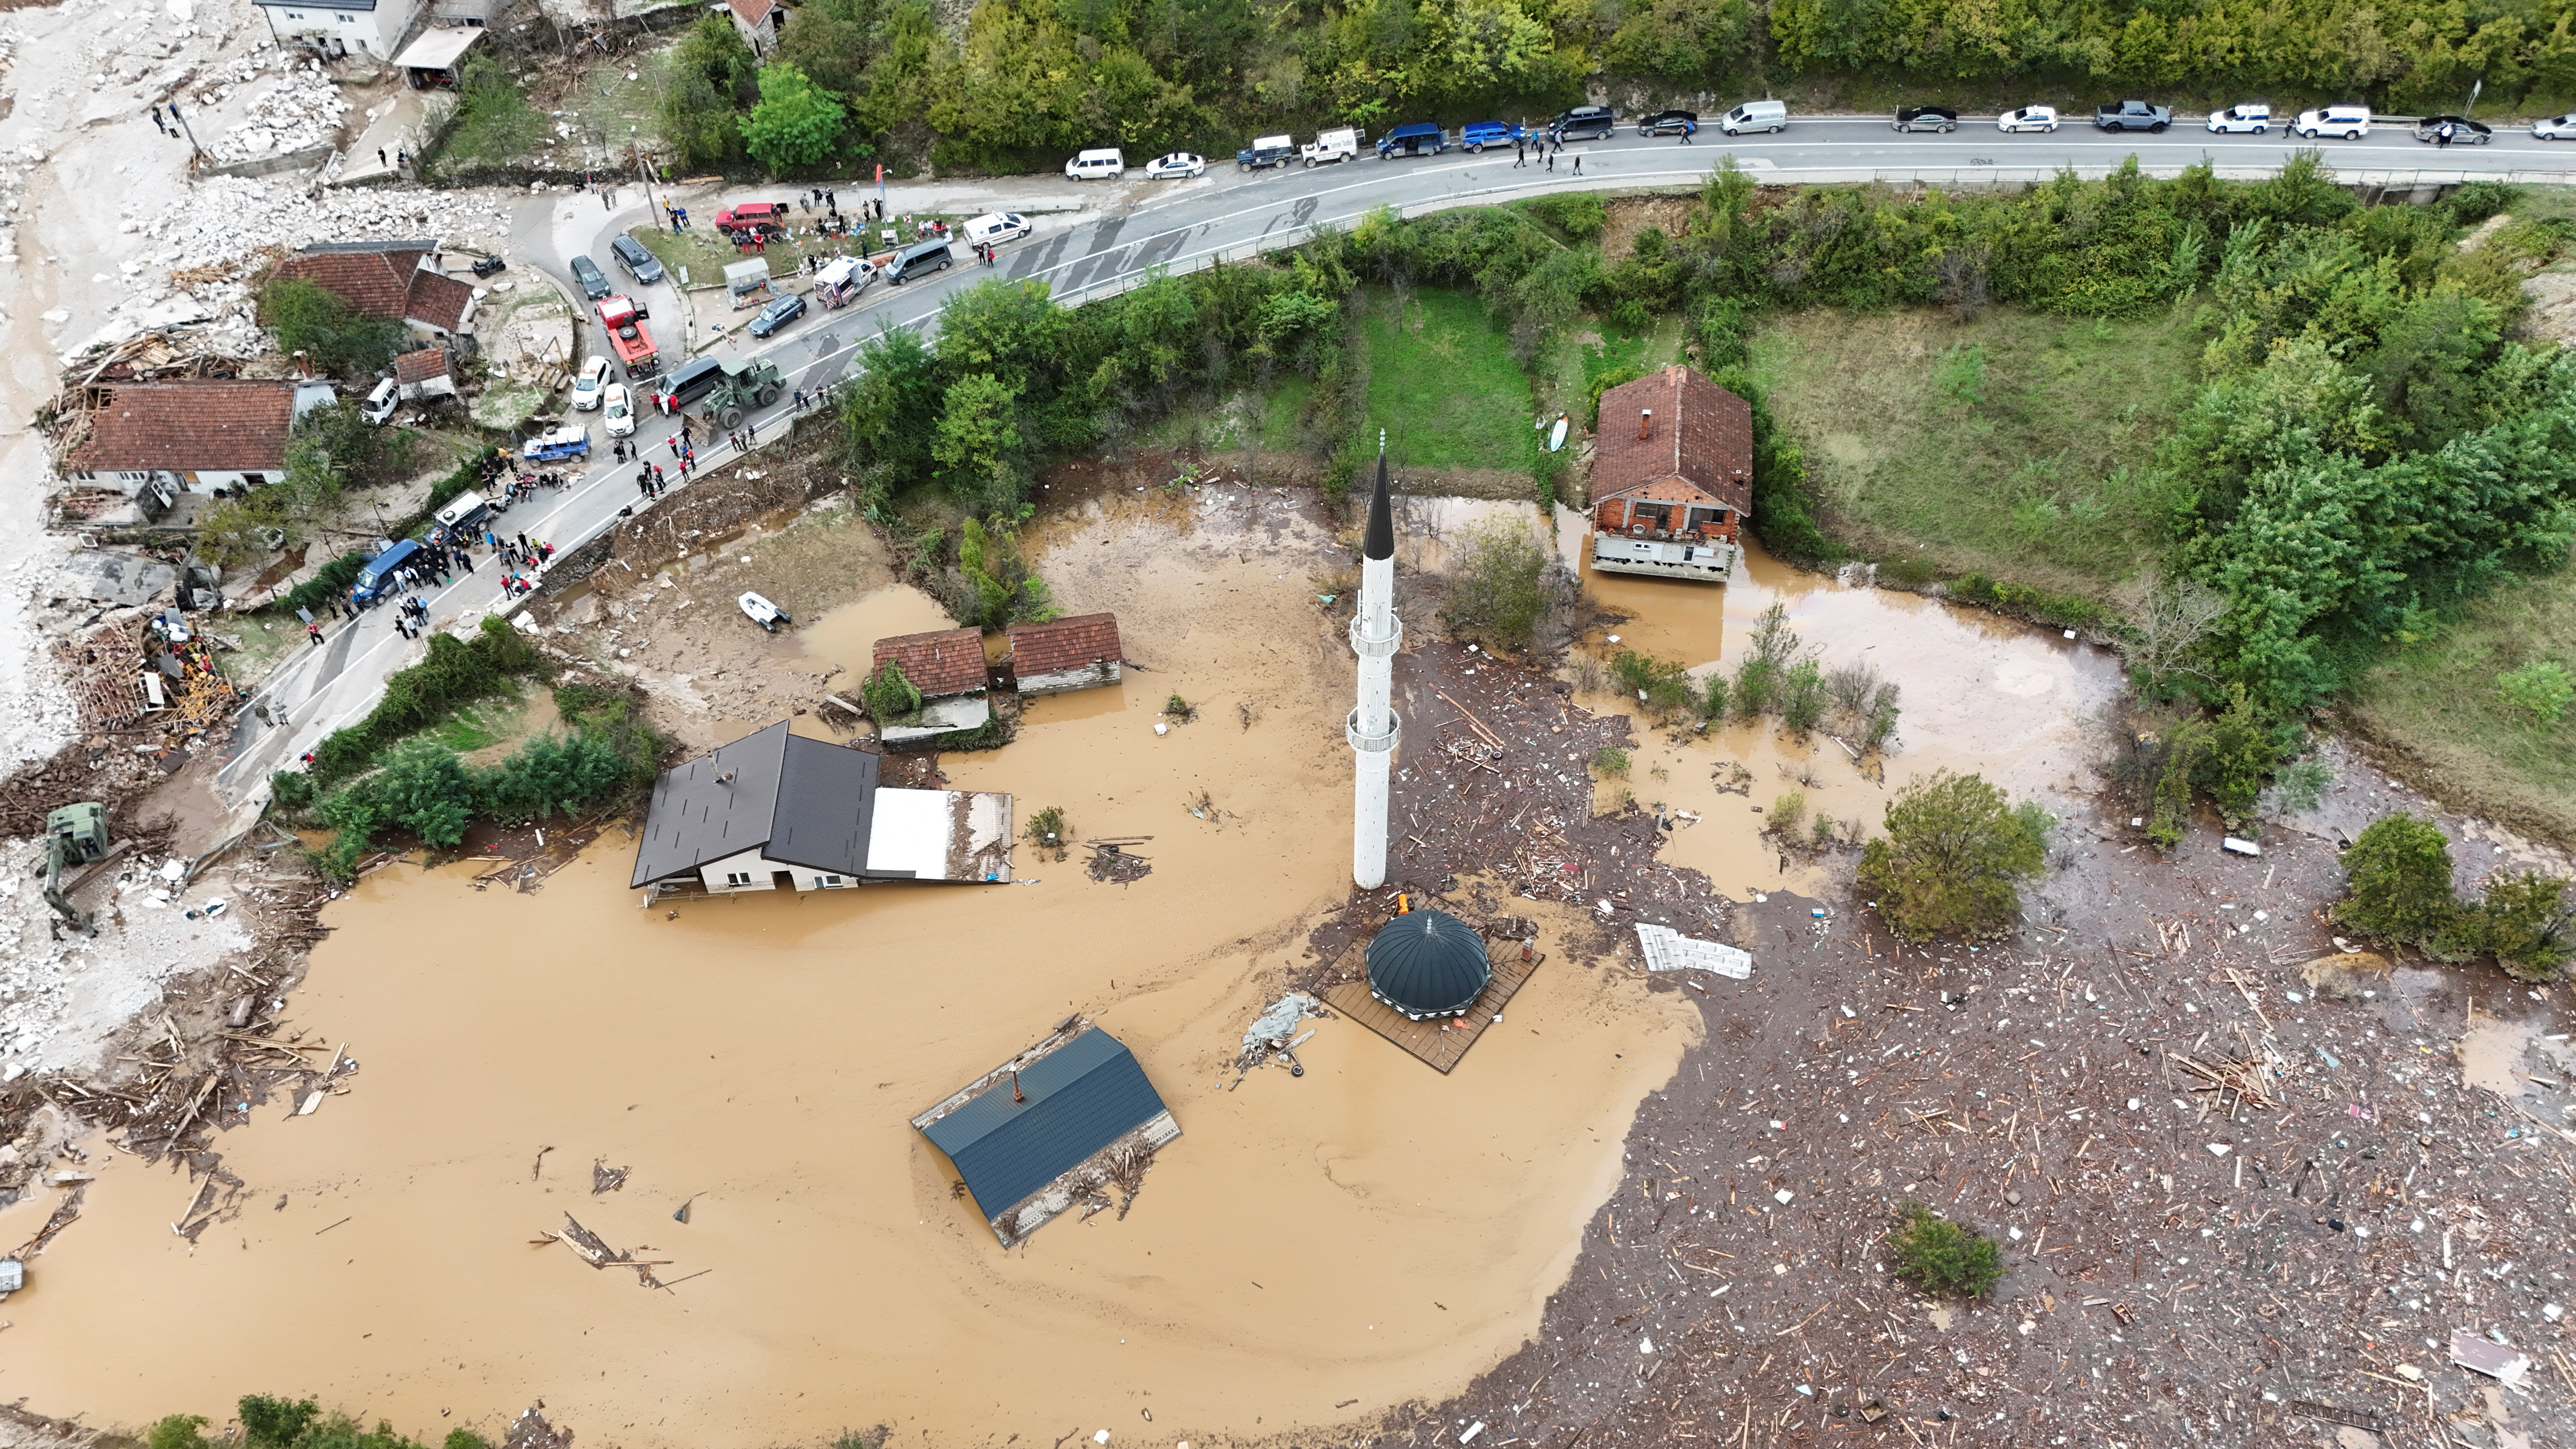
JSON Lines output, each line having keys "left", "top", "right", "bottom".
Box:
{"left": 2344, "top": 548, "right": 2576, "bottom": 839}
{"left": 1749, "top": 305, "right": 2207, "bottom": 596}
{"left": 1360, "top": 288, "right": 1534, "bottom": 473}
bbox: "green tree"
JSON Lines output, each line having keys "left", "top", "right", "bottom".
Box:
{"left": 741, "top": 62, "right": 847, "bottom": 173}
{"left": 1859, "top": 770, "right": 2051, "bottom": 942}
{"left": 478, "top": 733, "right": 632, "bottom": 825}
{"left": 861, "top": 661, "right": 923, "bottom": 721}
{"left": 840, "top": 324, "right": 943, "bottom": 479}
{"left": 660, "top": 16, "right": 757, "bottom": 169}
{"left": 1439, "top": 519, "right": 1550, "bottom": 654}
{"left": 2476, "top": 872, "right": 2573, "bottom": 981}
{"left": 368, "top": 740, "right": 476, "bottom": 848}
{"left": 258, "top": 277, "right": 405, "bottom": 379}
{"left": 239, "top": 1397, "right": 323, "bottom": 1449}
{"left": 2335, "top": 813, "right": 2460, "bottom": 947}
{"left": 933, "top": 372, "right": 1027, "bottom": 510}
{"left": 957, "top": 514, "right": 1055, "bottom": 626}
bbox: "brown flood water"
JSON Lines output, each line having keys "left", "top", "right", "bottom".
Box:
{"left": 3, "top": 489, "right": 2122, "bottom": 1447}
{"left": 1, "top": 494, "right": 1702, "bottom": 1449}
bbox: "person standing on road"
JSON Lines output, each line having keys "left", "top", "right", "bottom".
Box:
{"left": 307, "top": 622, "right": 324, "bottom": 648}
{"left": 378, "top": 147, "right": 388, "bottom": 169}
{"left": 455, "top": 547, "right": 474, "bottom": 574}
{"left": 745, "top": 419, "right": 758, "bottom": 444}
{"left": 2438, "top": 120, "right": 2455, "bottom": 147}
{"left": 1680, "top": 119, "right": 1695, "bottom": 145}
{"left": 1572, "top": 152, "right": 1583, "bottom": 175}
{"left": 1514, "top": 135, "right": 1527, "bottom": 167}
{"left": 1546, "top": 148, "right": 1555, "bottom": 172}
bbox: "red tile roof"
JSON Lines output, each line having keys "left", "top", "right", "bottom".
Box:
{"left": 394, "top": 347, "right": 449, "bottom": 385}
{"left": 873, "top": 627, "right": 988, "bottom": 697}
{"left": 274, "top": 245, "right": 432, "bottom": 322}
{"left": 64, "top": 380, "right": 295, "bottom": 474}
{"left": 1589, "top": 365, "right": 1754, "bottom": 518}
{"left": 1008, "top": 613, "right": 1121, "bottom": 677}
{"left": 727, "top": 0, "right": 775, "bottom": 26}
{"left": 404, "top": 270, "right": 475, "bottom": 332}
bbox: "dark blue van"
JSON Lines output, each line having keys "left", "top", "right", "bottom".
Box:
{"left": 1377, "top": 122, "right": 1448, "bottom": 158}
{"left": 352, "top": 539, "right": 425, "bottom": 605}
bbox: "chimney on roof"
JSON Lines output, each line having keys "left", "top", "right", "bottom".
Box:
{"left": 1638, "top": 408, "right": 1653, "bottom": 441}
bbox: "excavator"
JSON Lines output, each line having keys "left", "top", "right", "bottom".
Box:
{"left": 43, "top": 802, "right": 111, "bottom": 939}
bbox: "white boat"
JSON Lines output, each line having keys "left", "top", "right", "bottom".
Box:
{"left": 738, "top": 592, "right": 790, "bottom": 631}
{"left": 1547, "top": 414, "right": 1569, "bottom": 453}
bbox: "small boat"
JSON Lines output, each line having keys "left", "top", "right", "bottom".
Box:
{"left": 738, "top": 592, "right": 790, "bottom": 631}
{"left": 1547, "top": 413, "right": 1569, "bottom": 453}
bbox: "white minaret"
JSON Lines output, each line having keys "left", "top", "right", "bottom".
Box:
{"left": 1347, "top": 436, "right": 1401, "bottom": 889}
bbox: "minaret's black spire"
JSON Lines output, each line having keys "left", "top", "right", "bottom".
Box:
{"left": 1363, "top": 432, "right": 1394, "bottom": 562}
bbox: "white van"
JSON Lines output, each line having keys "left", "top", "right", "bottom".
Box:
{"left": 813, "top": 256, "right": 877, "bottom": 308}
{"left": 1065, "top": 148, "right": 1126, "bottom": 180}
{"left": 963, "top": 212, "right": 1033, "bottom": 246}
{"left": 1719, "top": 100, "right": 1788, "bottom": 135}
{"left": 360, "top": 376, "right": 399, "bottom": 425}
{"left": 1302, "top": 126, "right": 1361, "bottom": 166}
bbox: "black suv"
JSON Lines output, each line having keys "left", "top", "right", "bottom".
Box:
{"left": 1638, "top": 109, "right": 1698, "bottom": 137}
{"left": 1549, "top": 105, "right": 1615, "bottom": 141}
{"left": 609, "top": 234, "right": 665, "bottom": 285}
{"left": 568, "top": 254, "right": 610, "bottom": 300}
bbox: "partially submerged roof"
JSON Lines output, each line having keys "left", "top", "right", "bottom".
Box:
{"left": 627, "top": 720, "right": 882, "bottom": 887}
{"left": 913, "top": 1021, "right": 1178, "bottom": 1244}
{"left": 65, "top": 380, "right": 296, "bottom": 474}
{"left": 873, "top": 627, "right": 988, "bottom": 698}
{"left": 1589, "top": 365, "right": 1753, "bottom": 517}
{"left": 1007, "top": 613, "right": 1120, "bottom": 677}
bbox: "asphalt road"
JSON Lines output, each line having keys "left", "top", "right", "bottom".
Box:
{"left": 207, "top": 118, "right": 2570, "bottom": 811}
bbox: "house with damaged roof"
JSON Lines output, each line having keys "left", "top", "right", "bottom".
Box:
{"left": 1585, "top": 364, "right": 1751, "bottom": 584}
{"left": 272, "top": 239, "right": 481, "bottom": 342}
{"left": 628, "top": 720, "right": 1012, "bottom": 896}
{"left": 868, "top": 626, "right": 993, "bottom": 745}
{"left": 57, "top": 378, "right": 337, "bottom": 513}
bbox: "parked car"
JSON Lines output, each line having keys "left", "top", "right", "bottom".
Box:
{"left": 885, "top": 238, "right": 955, "bottom": 285}
{"left": 746, "top": 292, "right": 807, "bottom": 339}
{"left": 1143, "top": 151, "right": 1205, "bottom": 178}
{"left": 2207, "top": 103, "right": 2271, "bottom": 134}
{"left": 1893, "top": 105, "right": 1959, "bottom": 133}
{"left": 2095, "top": 99, "right": 2173, "bottom": 132}
{"left": 963, "top": 213, "right": 1032, "bottom": 247}
{"left": 360, "top": 377, "right": 399, "bottom": 426}
{"left": 1548, "top": 105, "right": 1615, "bottom": 141}
{"left": 1460, "top": 120, "right": 1523, "bottom": 151}
{"left": 1996, "top": 105, "right": 2058, "bottom": 133}
{"left": 1718, "top": 99, "right": 1788, "bottom": 134}
{"left": 571, "top": 355, "right": 612, "bottom": 410}
{"left": 1638, "top": 109, "right": 1698, "bottom": 137}
{"left": 602, "top": 384, "right": 634, "bottom": 438}
{"left": 352, "top": 540, "right": 424, "bottom": 605}
{"left": 568, "top": 254, "right": 610, "bottom": 300}
{"left": 1236, "top": 135, "right": 1296, "bottom": 170}
{"left": 1065, "top": 148, "right": 1126, "bottom": 180}
{"left": 2414, "top": 115, "right": 2493, "bottom": 145}
{"left": 609, "top": 233, "right": 665, "bottom": 285}
{"left": 2535, "top": 112, "right": 2576, "bottom": 140}
{"left": 469, "top": 253, "right": 507, "bottom": 279}
{"left": 2294, "top": 103, "right": 2370, "bottom": 139}
{"left": 1378, "top": 121, "right": 1447, "bottom": 158}
{"left": 522, "top": 424, "right": 590, "bottom": 463}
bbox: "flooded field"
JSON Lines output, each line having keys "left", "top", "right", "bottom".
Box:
{"left": 2, "top": 487, "right": 2131, "bottom": 1447}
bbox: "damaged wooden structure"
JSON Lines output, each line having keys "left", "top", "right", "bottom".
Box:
{"left": 628, "top": 719, "right": 1012, "bottom": 897}
{"left": 911, "top": 1017, "right": 1180, "bottom": 1248}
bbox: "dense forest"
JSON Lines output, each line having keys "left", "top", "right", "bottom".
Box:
{"left": 658, "top": 0, "right": 2576, "bottom": 174}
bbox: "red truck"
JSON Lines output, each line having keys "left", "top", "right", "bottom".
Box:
{"left": 715, "top": 200, "right": 790, "bottom": 240}
{"left": 595, "top": 295, "right": 659, "bottom": 379}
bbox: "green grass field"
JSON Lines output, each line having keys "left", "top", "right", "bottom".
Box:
{"left": 1360, "top": 288, "right": 1535, "bottom": 473}
{"left": 2345, "top": 550, "right": 2576, "bottom": 840}
{"left": 1749, "top": 305, "right": 2208, "bottom": 596}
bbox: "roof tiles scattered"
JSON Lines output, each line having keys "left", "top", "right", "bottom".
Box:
{"left": 873, "top": 627, "right": 988, "bottom": 698}
{"left": 1589, "top": 365, "right": 1754, "bottom": 517}
{"left": 64, "top": 380, "right": 296, "bottom": 474}
{"left": 1007, "top": 613, "right": 1121, "bottom": 678}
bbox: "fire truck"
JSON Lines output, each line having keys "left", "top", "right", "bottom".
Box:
{"left": 595, "top": 295, "right": 659, "bottom": 379}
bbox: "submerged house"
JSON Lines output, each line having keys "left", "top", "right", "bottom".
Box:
{"left": 870, "top": 626, "right": 991, "bottom": 745}
{"left": 1006, "top": 613, "right": 1123, "bottom": 696}
{"left": 911, "top": 1017, "right": 1180, "bottom": 1247}
{"left": 1587, "top": 364, "right": 1753, "bottom": 584}
{"left": 627, "top": 720, "right": 1011, "bottom": 895}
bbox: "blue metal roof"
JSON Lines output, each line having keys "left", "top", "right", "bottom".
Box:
{"left": 920, "top": 1029, "right": 1169, "bottom": 1222}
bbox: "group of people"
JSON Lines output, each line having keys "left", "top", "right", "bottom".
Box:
{"left": 1512, "top": 130, "right": 1588, "bottom": 172}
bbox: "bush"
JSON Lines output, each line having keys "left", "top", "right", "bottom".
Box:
{"left": 257, "top": 279, "right": 405, "bottom": 380}
{"left": 860, "top": 661, "right": 922, "bottom": 722}
{"left": 2475, "top": 872, "right": 2573, "bottom": 981}
{"left": 1779, "top": 657, "right": 1826, "bottom": 735}
{"left": 1700, "top": 670, "right": 1730, "bottom": 719}
{"left": 2497, "top": 660, "right": 2574, "bottom": 725}
{"left": 300, "top": 618, "right": 548, "bottom": 791}
{"left": 1439, "top": 520, "right": 1551, "bottom": 654}
{"left": 1590, "top": 745, "right": 1630, "bottom": 777}
{"left": 2335, "top": 813, "right": 2461, "bottom": 947}
{"left": 1887, "top": 1203, "right": 2003, "bottom": 1298}
{"left": 240, "top": 1397, "right": 322, "bottom": 1449}
{"left": 277, "top": 551, "right": 371, "bottom": 618}
{"left": 1521, "top": 192, "right": 1606, "bottom": 240}
{"left": 1859, "top": 770, "right": 2051, "bottom": 941}
{"left": 1025, "top": 804, "right": 1071, "bottom": 860}
{"left": 1770, "top": 789, "right": 1806, "bottom": 836}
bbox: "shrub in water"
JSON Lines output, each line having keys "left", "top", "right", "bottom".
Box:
{"left": 1887, "top": 1203, "right": 2003, "bottom": 1298}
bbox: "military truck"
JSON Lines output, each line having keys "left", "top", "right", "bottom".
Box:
{"left": 696, "top": 357, "right": 785, "bottom": 430}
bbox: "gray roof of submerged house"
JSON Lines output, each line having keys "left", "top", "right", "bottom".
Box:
{"left": 627, "top": 720, "right": 881, "bottom": 887}
{"left": 917, "top": 1027, "right": 1168, "bottom": 1222}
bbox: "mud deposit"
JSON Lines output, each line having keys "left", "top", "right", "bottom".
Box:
{"left": 0, "top": 493, "right": 1707, "bottom": 1447}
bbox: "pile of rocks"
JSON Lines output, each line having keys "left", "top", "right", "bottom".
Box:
{"left": 208, "top": 63, "right": 351, "bottom": 162}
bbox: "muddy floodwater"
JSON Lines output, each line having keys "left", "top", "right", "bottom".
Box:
{"left": 3, "top": 489, "right": 2125, "bottom": 1447}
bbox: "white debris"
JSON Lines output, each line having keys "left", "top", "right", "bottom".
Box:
{"left": 1239, "top": 992, "right": 1320, "bottom": 1059}
{"left": 1635, "top": 923, "right": 1751, "bottom": 978}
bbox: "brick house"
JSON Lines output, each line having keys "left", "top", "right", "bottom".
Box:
{"left": 272, "top": 240, "right": 480, "bottom": 341}
{"left": 871, "top": 626, "right": 992, "bottom": 744}
{"left": 394, "top": 345, "right": 455, "bottom": 401}
{"left": 1006, "top": 613, "right": 1122, "bottom": 695}
{"left": 723, "top": 0, "right": 782, "bottom": 56}
{"left": 1588, "top": 365, "right": 1753, "bottom": 545}
{"left": 60, "top": 379, "right": 336, "bottom": 503}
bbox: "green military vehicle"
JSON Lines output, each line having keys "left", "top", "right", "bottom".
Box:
{"left": 698, "top": 357, "right": 784, "bottom": 430}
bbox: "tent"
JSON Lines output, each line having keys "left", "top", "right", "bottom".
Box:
{"left": 1366, "top": 909, "right": 1491, "bottom": 1020}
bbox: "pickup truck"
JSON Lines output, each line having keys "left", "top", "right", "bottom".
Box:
{"left": 595, "top": 295, "right": 658, "bottom": 379}
{"left": 523, "top": 425, "right": 591, "bottom": 463}
{"left": 2095, "top": 100, "right": 2172, "bottom": 132}
{"left": 1302, "top": 127, "right": 1360, "bottom": 166}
